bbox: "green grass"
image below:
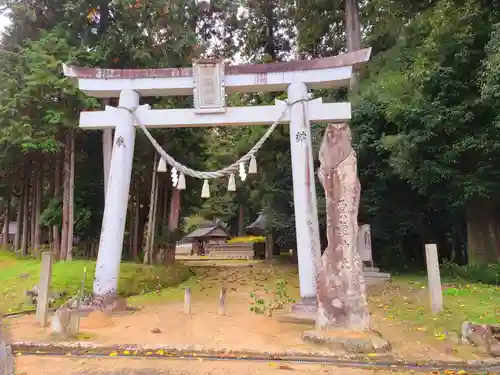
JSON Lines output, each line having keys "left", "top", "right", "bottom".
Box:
{"left": 370, "top": 275, "right": 500, "bottom": 337}
{"left": 441, "top": 262, "right": 500, "bottom": 285}
{"left": 129, "top": 262, "right": 301, "bottom": 306}
{"left": 0, "top": 250, "right": 192, "bottom": 314}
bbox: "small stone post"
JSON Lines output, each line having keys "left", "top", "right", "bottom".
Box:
{"left": 36, "top": 252, "right": 53, "bottom": 327}
{"left": 0, "top": 317, "right": 15, "bottom": 375}
{"left": 184, "top": 287, "right": 191, "bottom": 315}
{"left": 425, "top": 244, "right": 443, "bottom": 314}
{"left": 218, "top": 287, "right": 227, "bottom": 315}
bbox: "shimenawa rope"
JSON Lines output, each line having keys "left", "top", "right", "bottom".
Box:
{"left": 118, "top": 98, "right": 308, "bottom": 181}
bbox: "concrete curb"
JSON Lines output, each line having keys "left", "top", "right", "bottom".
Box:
{"left": 10, "top": 341, "right": 500, "bottom": 371}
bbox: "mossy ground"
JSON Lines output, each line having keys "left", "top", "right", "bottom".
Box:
{"left": 370, "top": 275, "right": 499, "bottom": 337}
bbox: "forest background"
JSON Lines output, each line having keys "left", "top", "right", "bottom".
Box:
{"left": 0, "top": 0, "right": 499, "bottom": 281}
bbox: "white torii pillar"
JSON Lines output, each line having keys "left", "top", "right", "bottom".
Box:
{"left": 95, "top": 90, "right": 138, "bottom": 295}
{"left": 288, "top": 82, "right": 322, "bottom": 313}
{"left": 64, "top": 49, "right": 371, "bottom": 305}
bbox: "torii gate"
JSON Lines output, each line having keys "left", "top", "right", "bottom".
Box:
{"left": 64, "top": 48, "right": 371, "bottom": 313}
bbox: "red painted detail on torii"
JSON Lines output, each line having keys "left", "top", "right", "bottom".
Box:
{"left": 63, "top": 49, "right": 371, "bottom": 80}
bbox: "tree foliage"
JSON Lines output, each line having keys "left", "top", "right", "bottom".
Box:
{"left": 0, "top": 0, "right": 498, "bottom": 267}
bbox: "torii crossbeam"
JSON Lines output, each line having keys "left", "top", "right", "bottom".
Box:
{"left": 64, "top": 48, "right": 371, "bottom": 313}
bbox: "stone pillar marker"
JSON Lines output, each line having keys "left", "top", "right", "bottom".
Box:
{"left": 316, "top": 123, "right": 369, "bottom": 331}
{"left": 357, "top": 224, "right": 373, "bottom": 267}
{"left": 0, "top": 316, "right": 15, "bottom": 375}
{"left": 425, "top": 243, "right": 443, "bottom": 314}
{"left": 36, "top": 252, "right": 53, "bottom": 327}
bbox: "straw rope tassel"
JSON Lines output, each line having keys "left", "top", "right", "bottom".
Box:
{"left": 177, "top": 172, "right": 186, "bottom": 190}
{"left": 228, "top": 173, "right": 236, "bottom": 192}
{"left": 157, "top": 157, "right": 167, "bottom": 173}
{"left": 239, "top": 162, "right": 247, "bottom": 182}
{"left": 201, "top": 179, "right": 210, "bottom": 198}
{"left": 249, "top": 156, "right": 257, "bottom": 174}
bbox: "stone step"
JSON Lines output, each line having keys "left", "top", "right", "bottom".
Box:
{"left": 363, "top": 270, "right": 390, "bottom": 277}
{"left": 363, "top": 271, "right": 391, "bottom": 286}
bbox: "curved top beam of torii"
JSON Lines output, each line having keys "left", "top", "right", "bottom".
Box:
{"left": 63, "top": 48, "right": 371, "bottom": 98}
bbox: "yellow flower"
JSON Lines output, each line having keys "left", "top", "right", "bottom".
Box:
{"left": 227, "top": 235, "right": 265, "bottom": 244}
{"left": 86, "top": 9, "right": 97, "bottom": 22}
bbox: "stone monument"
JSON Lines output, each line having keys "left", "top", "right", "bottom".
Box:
{"left": 302, "top": 123, "right": 390, "bottom": 353}
{"left": 316, "top": 123, "right": 369, "bottom": 331}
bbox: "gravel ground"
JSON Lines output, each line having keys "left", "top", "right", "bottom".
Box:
{"left": 74, "top": 370, "right": 174, "bottom": 375}
{"left": 16, "top": 356, "right": 404, "bottom": 375}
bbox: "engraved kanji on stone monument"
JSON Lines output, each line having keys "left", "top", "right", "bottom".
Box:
{"left": 316, "top": 123, "right": 370, "bottom": 331}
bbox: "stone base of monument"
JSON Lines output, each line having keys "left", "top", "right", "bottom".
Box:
{"left": 302, "top": 330, "right": 391, "bottom": 353}
{"left": 276, "top": 297, "right": 317, "bottom": 324}
{"left": 362, "top": 269, "right": 391, "bottom": 287}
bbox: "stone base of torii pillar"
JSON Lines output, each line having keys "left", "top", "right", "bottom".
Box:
{"left": 301, "top": 124, "right": 391, "bottom": 353}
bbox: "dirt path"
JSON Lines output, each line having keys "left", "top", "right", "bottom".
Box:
{"left": 7, "top": 263, "right": 480, "bottom": 366}
{"left": 10, "top": 298, "right": 313, "bottom": 353}
{"left": 15, "top": 356, "right": 411, "bottom": 375}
